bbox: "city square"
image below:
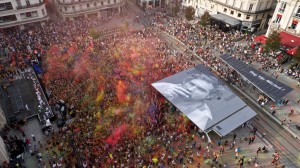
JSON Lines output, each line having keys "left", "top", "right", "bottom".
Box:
{"left": 0, "top": 0, "right": 300, "bottom": 167}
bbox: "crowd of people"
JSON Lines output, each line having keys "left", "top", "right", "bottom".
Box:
{"left": 1, "top": 4, "right": 297, "bottom": 168}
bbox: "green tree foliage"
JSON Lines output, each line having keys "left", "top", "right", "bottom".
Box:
{"left": 89, "top": 29, "right": 100, "bottom": 39}
{"left": 265, "top": 31, "right": 281, "bottom": 52}
{"left": 123, "top": 20, "right": 129, "bottom": 31}
{"left": 199, "top": 11, "right": 211, "bottom": 27}
{"left": 172, "top": 3, "right": 180, "bottom": 16}
{"left": 185, "top": 6, "right": 195, "bottom": 21}
{"left": 293, "top": 46, "right": 300, "bottom": 59}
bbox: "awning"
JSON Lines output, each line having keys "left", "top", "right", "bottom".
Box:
{"left": 220, "top": 54, "right": 293, "bottom": 102}
{"left": 152, "top": 64, "right": 256, "bottom": 136}
{"left": 287, "top": 47, "right": 298, "bottom": 55}
{"left": 211, "top": 14, "right": 241, "bottom": 26}
{"left": 213, "top": 106, "right": 257, "bottom": 136}
{"left": 253, "top": 35, "right": 267, "bottom": 44}
{"left": 280, "top": 31, "right": 300, "bottom": 49}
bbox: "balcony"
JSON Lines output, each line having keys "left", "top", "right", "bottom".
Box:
{"left": 269, "top": 22, "right": 280, "bottom": 30}
{"left": 293, "top": 13, "right": 300, "bottom": 19}
{"left": 17, "top": 2, "right": 44, "bottom": 10}
{"left": 278, "top": 8, "right": 285, "bottom": 13}
{"left": 59, "top": 1, "right": 125, "bottom": 14}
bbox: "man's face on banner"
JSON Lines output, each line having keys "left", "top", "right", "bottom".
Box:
{"left": 181, "top": 75, "right": 214, "bottom": 100}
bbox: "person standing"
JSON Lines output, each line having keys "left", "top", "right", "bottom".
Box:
{"left": 31, "top": 134, "right": 36, "bottom": 141}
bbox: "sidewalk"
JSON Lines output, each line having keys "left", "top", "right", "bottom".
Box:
{"left": 249, "top": 62, "right": 300, "bottom": 139}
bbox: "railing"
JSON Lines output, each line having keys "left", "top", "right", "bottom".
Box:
{"left": 293, "top": 13, "right": 300, "bottom": 19}
{"left": 278, "top": 8, "right": 285, "bottom": 13}
{"left": 269, "top": 22, "right": 280, "bottom": 30}
{"left": 17, "top": 2, "right": 44, "bottom": 9}
{"left": 59, "top": 1, "right": 125, "bottom": 14}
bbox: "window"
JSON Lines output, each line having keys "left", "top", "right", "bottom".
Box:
{"left": 94, "top": 2, "right": 97, "bottom": 6}
{"left": 223, "top": 8, "right": 227, "bottom": 12}
{"left": 26, "top": 0, "right": 30, "bottom": 6}
{"left": 291, "top": 20, "right": 298, "bottom": 29}
{"left": 107, "top": 0, "right": 110, "bottom": 4}
{"left": 32, "top": 11, "right": 38, "bottom": 17}
{"left": 101, "top": 1, "right": 103, "bottom": 5}
{"left": 295, "top": 6, "right": 300, "bottom": 17}
{"left": 237, "top": 13, "right": 241, "bottom": 17}
{"left": 87, "top": 3, "right": 89, "bottom": 7}
{"left": 0, "top": 14, "right": 17, "bottom": 23}
{"left": 266, "top": 1, "right": 270, "bottom": 9}
{"left": 16, "top": 0, "right": 21, "bottom": 7}
{"left": 246, "top": 15, "right": 250, "bottom": 19}
{"left": 42, "top": 9, "right": 45, "bottom": 15}
{"left": 278, "top": 2, "right": 287, "bottom": 12}
{"left": 114, "top": 0, "right": 116, "bottom": 3}
{"left": 25, "top": 12, "right": 32, "bottom": 17}
{"left": 64, "top": 7, "right": 67, "bottom": 11}
{"left": 0, "top": 2, "right": 13, "bottom": 11}
{"left": 230, "top": 10, "right": 234, "bottom": 15}
{"left": 258, "top": 2, "right": 263, "bottom": 10}
{"left": 72, "top": 6, "right": 75, "bottom": 10}
{"left": 249, "top": 4, "right": 254, "bottom": 11}
{"left": 275, "top": 14, "right": 282, "bottom": 23}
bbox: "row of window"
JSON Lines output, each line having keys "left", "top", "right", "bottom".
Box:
{"left": 0, "top": 2, "right": 13, "bottom": 11}
{"left": 278, "top": 2, "right": 300, "bottom": 17}
{"left": 62, "top": 0, "right": 116, "bottom": 4}
{"left": 0, "top": 14, "right": 17, "bottom": 23}
{"left": 188, "top": 0, "right": 271, "bottom": 12}
{"left": 274, "top": 14, "right": 298, "bottom": 30}
{"left": 223, "top": 8, "right": 266, "bottom": 20}
{"left": 63, "top": 0, "right": 117, "bottom": 11}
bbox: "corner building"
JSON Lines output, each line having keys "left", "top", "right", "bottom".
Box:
{"left": 0, "top": 0, "right": 48, "bottom": 30}
{"left": 182, "top": 0, "right": 276, "bottom": 32}
{"left": 266, "top": 0, "right": 300, "bottom": 37}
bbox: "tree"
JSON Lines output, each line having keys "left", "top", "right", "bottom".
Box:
{"left": 264, "top": 31, "right": 281, "bottom": 52}
{"left": 185, "top": 6, "right": 195, "bottom": 21}
{"left": 123, "top": 20, "right": 129, "bottom": 31}
{"left": 294, "top": 46, "right": 300, "bottom": 59}
{"left": 199, "top": 11, "right": 211, "bottom": 27}
{"left": 172, "top": 3, "right": 180, "bottom": 16}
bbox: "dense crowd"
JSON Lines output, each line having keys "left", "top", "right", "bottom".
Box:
{"left": 1, "top": 5, "right": 297, "bottom": 168}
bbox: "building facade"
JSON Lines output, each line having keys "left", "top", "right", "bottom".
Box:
{"left": 0, "top": 0, "right": 48, "bottom": 30}
{"left": 55, "top": 0, "right": 126, "bottom": 21}
{"left": 266, "top": 0, "right": 300, "bottom": 37}
{"left": 137, "top": 0, "right": 168, "bottom": 9}
{"left": 182, "top": 0, "right": 275, "bottom": 31}
{"left": 0, "top": 106, "right": 9, "bottom": 164}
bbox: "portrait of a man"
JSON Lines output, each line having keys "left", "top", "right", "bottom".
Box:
{"left": 152, "top": 72, "right": 224, "bottom": 130}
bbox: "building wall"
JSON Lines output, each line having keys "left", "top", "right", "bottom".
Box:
{"left": 0, "top": 106, "right": 9, "bottom": 164}
{"left": 0, "top": 0, "right": 48, "bottom": 29}
{"left": 266, "top": 0, "right": 300, "bottom": 36}
{"left": 182, "top": 0, "right": 275, "bottom": 30}
{"left": 55, "top": 0, "right": 125, "bottom": 20}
